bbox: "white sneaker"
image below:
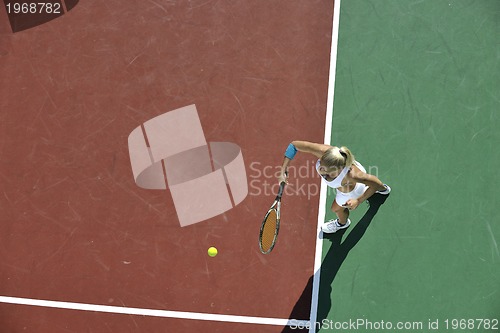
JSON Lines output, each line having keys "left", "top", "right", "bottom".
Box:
{"left": 376, "top": 184, "right": 391, "bottom": 195}
{"left": 321, "top": 219, "right": 351, "bottom": 234}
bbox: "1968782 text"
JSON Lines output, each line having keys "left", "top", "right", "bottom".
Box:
{"left": 5, "top": 2, "right": 62, "bottom": 14}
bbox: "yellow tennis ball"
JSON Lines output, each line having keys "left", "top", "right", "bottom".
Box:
{"left": 208, "top": 247, "right": 218, "bottom": 257}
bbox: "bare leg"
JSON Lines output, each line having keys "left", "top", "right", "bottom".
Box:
{"left": 331, "top": 200, "right": 349, "bottom": 225}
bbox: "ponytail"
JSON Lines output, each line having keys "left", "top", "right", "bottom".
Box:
{"left": 320, "top": 146, "right": 355, "bottom": 171}
{"left": 338, "top": 146, "right": 354, "bottom": 167}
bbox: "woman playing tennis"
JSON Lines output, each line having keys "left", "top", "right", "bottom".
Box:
{"left": 278, "top": 141, "right": 391, "bottom": 233}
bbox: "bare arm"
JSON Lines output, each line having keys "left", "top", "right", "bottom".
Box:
{"left": 278, "top": 141, "right": 332, "bottom": 183}
{"left": 344, "top": 166, "right": 385, "bottom": 208}
{"left": 291, "top": 141, "right": 331, "bottom": 158}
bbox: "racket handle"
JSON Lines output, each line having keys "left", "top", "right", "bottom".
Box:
{"left": 277, "top": 181, "right": 285, "bottom": 197}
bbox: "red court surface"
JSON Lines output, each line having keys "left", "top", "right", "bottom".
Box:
{"left": 0, "top": 1, "right": 334, "bottom": 331}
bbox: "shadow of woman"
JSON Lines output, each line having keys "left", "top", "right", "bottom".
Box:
{"left": 281, "top": 193, "right": 390, "bottom": 333}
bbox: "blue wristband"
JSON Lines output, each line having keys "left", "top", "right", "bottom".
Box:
{"left": 284, "top": 143, "right": 297, "bottom": 160}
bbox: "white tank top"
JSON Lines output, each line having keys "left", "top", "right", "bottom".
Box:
{"left": 315, "top": 160, "right": 366, "bottom": 189}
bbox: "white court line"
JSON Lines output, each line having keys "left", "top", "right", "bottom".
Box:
{"left": 0, "top": 296, "right": 309, "bottom": 327}
{"left": 309, "top": 0, "right": 342, "bottom": 332}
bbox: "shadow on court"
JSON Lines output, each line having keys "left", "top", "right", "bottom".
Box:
{"left": 281, "top": 193, "right": 390, "bottom": 333}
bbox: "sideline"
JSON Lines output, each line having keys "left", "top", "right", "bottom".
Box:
{"left": 308, "top": 0, "right": 342, "bottom": 332}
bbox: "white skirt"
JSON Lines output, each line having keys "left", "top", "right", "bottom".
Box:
{"left": 335, "top": 182, "right": 368, "bottom": 206}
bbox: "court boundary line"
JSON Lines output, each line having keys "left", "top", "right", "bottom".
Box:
{"left": 0, "top": 295, "right": 309, "bottom": 327}
{"left": 309, "top": 0, "right": 342, "bottom": 332}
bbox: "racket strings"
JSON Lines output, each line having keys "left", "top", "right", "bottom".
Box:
{"left": 260, "top": 210, "right": 278, "bottom": 253}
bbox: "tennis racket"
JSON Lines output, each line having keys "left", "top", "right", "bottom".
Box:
{"left": 259, "top": 175, "right": 287, "bottom": 254}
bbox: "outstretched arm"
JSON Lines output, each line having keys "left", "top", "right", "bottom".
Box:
{"left": 278, "top": 141, "right": 331, "bottom": 183}
{"left": 291, "top": 141, "right": 331, "bottom": 158}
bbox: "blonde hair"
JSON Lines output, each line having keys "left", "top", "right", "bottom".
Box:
{"left": 320, "top": 146, "right": 355, "bottom": 172}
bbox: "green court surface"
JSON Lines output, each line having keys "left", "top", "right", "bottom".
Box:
{"left": 318, "top": 0, "right": 499, "bottom": 332}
